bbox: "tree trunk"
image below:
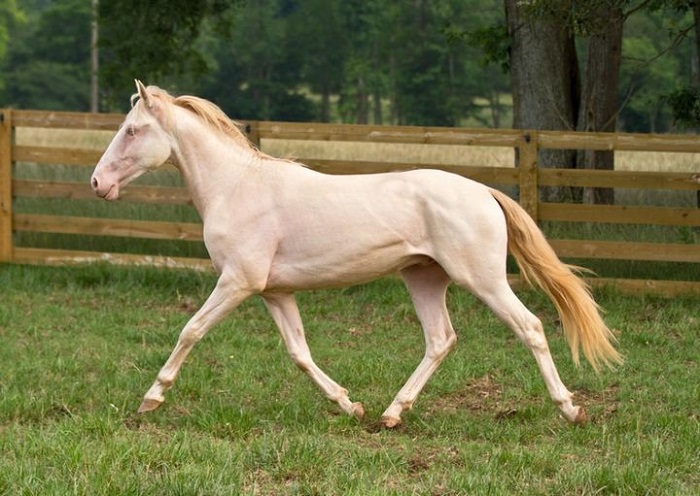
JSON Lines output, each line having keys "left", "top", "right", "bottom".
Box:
{"left": 576, "top": 5, "right": 624, "bottom": 205}
{"left": 504, "top": 0, "right": 579, "bottom": 202}
{"left": 693, "top": 0, "right": 700, "bottom": 211}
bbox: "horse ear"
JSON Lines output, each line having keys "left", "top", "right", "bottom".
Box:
{"left": 135, "top": 79, "right": 152, "bottom": 109}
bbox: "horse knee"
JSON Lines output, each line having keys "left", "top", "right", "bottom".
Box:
{"left": 288, "top": 350, "right": 313, "bottom": 372}
{"left": 426, "top": 328, "right": 457, "bottom": 360}
{"left": 178, "top": 326, "right": 205, "bottom": 347}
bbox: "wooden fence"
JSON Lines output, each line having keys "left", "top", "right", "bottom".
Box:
{"left": 1, "top": 109, "right": 698, "bottom": 295}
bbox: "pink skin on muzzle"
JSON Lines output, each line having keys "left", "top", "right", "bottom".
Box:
{"left": 91, "top": 157, "right": 144, "bottom": 201}
{"left": 91, "top": 174, "right": 119, "bottom": 200}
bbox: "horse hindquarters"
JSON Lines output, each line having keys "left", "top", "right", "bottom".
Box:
{"left": 430, "top": 188, "right": 588, "bottom": 423}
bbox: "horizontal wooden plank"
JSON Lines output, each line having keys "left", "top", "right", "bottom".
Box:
{"left": 11, "top": 247, "right": 699, "bottom": 296}
{"left": 301, "top": 159, "right": 519, "bottom": 183}
{"left": 13, "top": 180, "right": 192, "bottom": 205}
{"left": 539, "top": 168, "right": 700, "bottom": 191}
{"left": 9, "top": 111, "right": 700, "bottom": 154}
{"left": 585, "top": 277, "right": 700, "bottom": 297}
{"left": 14, "top": 213, "right": 203, "bottom": 241}
{"left": 13, "top": 246, "right": 213, "bottom": 271}
{"left": 539, "top": 203, "right": 700, "bottom": 226}
{"left": 256, "top": 121, "right": 523, "bottom": 146}
{"left": 12, "top": 110, "right": 124, "bottom": 130}
{"left": 13, "top": 146, "right": 103, "bottom": 166}
{"left": 538, "top": 130, "right": 700, "bottom": 153}
{"left": 550, "top": 239, "right": 700, "bottom": 263}
{"left": 14, "top": 180, "right": 95, "bottom": 200}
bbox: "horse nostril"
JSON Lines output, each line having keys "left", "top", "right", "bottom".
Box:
{"left": 91, "top": 176, "right": 98, "bottom": 190}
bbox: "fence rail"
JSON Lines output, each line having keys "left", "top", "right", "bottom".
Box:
{"left": 1, "top": 109, "right": 698, "bottom": 295}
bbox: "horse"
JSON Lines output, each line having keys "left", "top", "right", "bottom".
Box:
{"left": 90, "top": 80, "right": 622, "bottom": 427}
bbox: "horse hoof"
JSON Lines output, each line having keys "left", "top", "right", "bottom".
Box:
{"left": 380, "top": 415, "right": 402, "bottom": 429}
{"left": 352, "top": 402, "right": 365, "bottom": 419}
{"left": 137, "top": 398, "right": 163, "bottom": 414}
{"left": 573, "top": 407, "right": 588, "bottom": 424}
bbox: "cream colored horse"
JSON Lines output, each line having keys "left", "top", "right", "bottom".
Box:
{"left": 91, "top": 81, "right": 622, "bottom": 427}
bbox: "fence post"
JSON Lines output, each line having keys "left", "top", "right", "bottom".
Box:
{"left": 518, "top": 130, "right": 539, "bottom": 222}
{"left": 0, "top": 109, "right": 12, "bottom": 263}
{"left": 515, "top": 130, "right": 539, "bottom": 288}
{"left": 244, "top": 120, "right": 261, "bottom": 149}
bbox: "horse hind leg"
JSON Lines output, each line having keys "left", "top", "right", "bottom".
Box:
{"left": 380, "top": 263, "right": 457, "bottom": 428}
{"left": 262, "top": 292, "right": 365, "bottom": 419}
{"left": 468, "top": 278, "right": 586, "bottom": 423}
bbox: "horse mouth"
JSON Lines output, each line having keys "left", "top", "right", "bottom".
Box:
{"left": 98, "top": 184, "right": 119, "bottom": 201}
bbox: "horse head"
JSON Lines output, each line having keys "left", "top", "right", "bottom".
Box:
{"left": 90, "top": 80, "right": 173, "bottom": 200}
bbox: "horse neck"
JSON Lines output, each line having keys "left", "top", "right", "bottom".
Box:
{"left": 169, "top": 111, "right": 259, "bottom": 218}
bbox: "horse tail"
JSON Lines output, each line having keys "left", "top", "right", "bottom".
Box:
{"left": 489, "top": 188, "right": 623, "bottom": 371}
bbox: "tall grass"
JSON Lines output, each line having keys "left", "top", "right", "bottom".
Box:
{"left": 0, "top": 264, "right": 698, "bottom": 494}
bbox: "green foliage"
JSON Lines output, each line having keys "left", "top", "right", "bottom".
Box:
{"left": 99, "top": 0, "right": 240, "bottom": 109}
{"left": 0, "top": 265, "right": 698, "bottom": 494}
{"left": 663, "top": 86, "right": 700, "bottom": 127}
{"left": 0, "top": 0, "right": 23, "bottom": 62}
{"left": 2, "top": 0, "right": 90, "bottom": 110}
{"left": 287, "top": 0, "right": 348, "bottom": 121}
{"left": 1, "top": 0, "right": 699, "bottom": 130}
{"left": 618, "top": 10, "right": 686, "bottom": 131}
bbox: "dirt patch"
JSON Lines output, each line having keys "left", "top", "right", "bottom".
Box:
{"left": 426, "top": 374, "right": 518, "bottom": 420}
{"left": 573, "top": 383, "right": 620, "bottom": 421}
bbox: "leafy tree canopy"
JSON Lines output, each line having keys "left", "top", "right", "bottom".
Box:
{"left": 0, "top": 0, "right": 697, "bottom": 131}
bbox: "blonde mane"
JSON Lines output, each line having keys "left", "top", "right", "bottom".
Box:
{"left": 133, "top": 86, "right": 268, "bottom": 157}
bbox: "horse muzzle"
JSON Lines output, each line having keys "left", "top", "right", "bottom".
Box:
{"left": 90, "top": 173, "right": 120, "bottom": 201}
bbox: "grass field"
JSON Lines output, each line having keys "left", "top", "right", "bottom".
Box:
{"left": 0, "top": 263, "right": 698, "bottom": 495}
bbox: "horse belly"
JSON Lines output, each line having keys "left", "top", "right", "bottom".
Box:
{"left": 265, "top": 228, "right": 430, "bottom": 291}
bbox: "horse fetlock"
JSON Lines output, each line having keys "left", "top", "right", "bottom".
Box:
{"left": 380, "top": 414, "right": 402, "bottom": 429}
{"left": 559, "top": 404, "right": 587, "bottom": 424}
{"left": 380, "top": 402, "right": 406, "bottom": 427}
{"left": 572, "top": 406, "right": 587, "bottom": 424}
{"left": 351, "top": 402, "right": 365, "bottom": 419}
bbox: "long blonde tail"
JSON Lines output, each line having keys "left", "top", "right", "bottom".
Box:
{"left": 489, "top": 188, "right": 623, "bottom": 371}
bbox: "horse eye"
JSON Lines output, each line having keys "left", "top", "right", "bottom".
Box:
{"left": 127, "top": 126, "right": 136, "bottom": 137}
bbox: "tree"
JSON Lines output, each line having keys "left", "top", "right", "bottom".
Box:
{"left": 504, "top": 0, "right": 579, "bottom": 201}
{"left": 657, "top": 0, "right": 700, "bottom": 128}
{"left": 575, "top": 2, "right": 625, "bottom": 204}
{"left": 287, "top": 0, "right": 348, "bottom": 122}
{"left": 2, "top": 0, "right": 91, "bottom": 110}
{"left": 0, "top": 0, "right": 24, "bottom": 95}
{"left": 99, "top": 0, "right": 240, "bottom": 110}
{"left": 0, "top": 0, "right": 23, "bottom": 60}
{"left": 618, "top": 11, "right": 684, "bottom": 132}
{"left": 391, "top": 0, "right": 486, "bottom": 127}
{"left": 504, "top": 0, "right": 644, "bottom": 203}
{"left": 199, "top": 0, "right": 315, "bottom": 121}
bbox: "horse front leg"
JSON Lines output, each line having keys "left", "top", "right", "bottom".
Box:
{"left": 261, "top": 292, "right": 365, "bottom": 419}
{"left": 138, "top": 273, "right": 252, "bottom": 413}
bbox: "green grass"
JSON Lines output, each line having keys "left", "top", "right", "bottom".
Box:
{"left": 0, "top": 264, "right": 698, "bottom": 495}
